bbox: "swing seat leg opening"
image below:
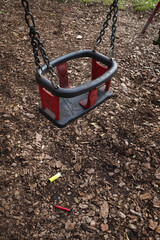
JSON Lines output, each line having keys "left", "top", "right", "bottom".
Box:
{"left": 80, "top": 59, "right": 111, "bottom": 109}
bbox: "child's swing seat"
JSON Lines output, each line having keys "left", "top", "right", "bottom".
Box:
{"left": 36, "top": 50, "right": 117, "bottom": 128}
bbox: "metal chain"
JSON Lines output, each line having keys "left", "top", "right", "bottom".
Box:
{"left": 94, "top": 0, "right": 118, "bottom": 57}
{"left": 110, "top": 1, "right": 118, "bottom": 57}
{"left": 21, "top": 0, "right": 59, "bottom": 88}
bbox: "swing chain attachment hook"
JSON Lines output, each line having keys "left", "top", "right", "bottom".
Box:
{"left": 109, "top": 46, "right": 115, "bottom": 58}
{"left": 50, "top": 72, "right": 60, "bottom": 89}
{"left": 21, "top": 0, "right": 59, "bottom": 89}
{"left": 93, "top": 0, "right": 118, "bottom": 57}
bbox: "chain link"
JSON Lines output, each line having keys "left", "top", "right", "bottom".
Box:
{"left": 21, "top": 0, "right": 59, "bottom": 88}
{"left": 94, "top": 0, "right": 118, "bottom": 57}
{"left": 110, "top": 2, "right": 118, "bottom": 57}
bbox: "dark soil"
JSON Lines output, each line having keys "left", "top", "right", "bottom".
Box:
{"left": 0, "top": 1, "right": 160, "bottom": 239}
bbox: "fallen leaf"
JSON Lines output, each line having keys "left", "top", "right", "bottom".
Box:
{"left": 81, "top": 223, "right": 96, "bottom": 233}
{"left": 36, "top": 133, "right": 42, "bottom": 142}
{"left": 101, "top": 223, "right": 109, "bottom": 232}
{"left": 156, "top": 224, "right": 160, "bottom": 234}
{"left": 155, "top": 168, "right": 160, "bottom": 179}
{"left": 55, "top": 161, "right": 63, "bottom": 168}
{"left": 100, "top": 201, "right": 109, "bottom": 218}
{"left": 153, "top": 197, "right": 160, "bottom": 208}
{"left": 140, "top": 192, "right": 152, "bottom": 200}
{"left": 74, "top": 163, "right": 81, "bottom": 172}
{"left": 74, "top": 197, "right": 79, "bottom": 203}
{"left": 78, "top": 191, "right": 86, "bottom": 196}
{"left": 149, "top": 219, "right": 158, "bottom": 230}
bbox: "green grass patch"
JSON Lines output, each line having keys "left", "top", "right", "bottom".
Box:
{"left": 81, "top": 0, "right": 128, "bottom": 10}
{"left": 81, "top": 0, "right": 159, "bottom": 11}
{"left": 134, "top": 0, "right": 159, "bottom": 11}
{"left": 57, "top": 0, "right": 159, "bottom": 12}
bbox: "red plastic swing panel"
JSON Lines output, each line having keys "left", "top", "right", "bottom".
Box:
{"left": 39, "top": 85, "right": 60, "bottom": 120}
{"left": 39, "top": 62, "right": 69, "bottom": 120}
{"left": 80, "top": 59, "right": 111, "bottom": 109}
{"left": 57, "top": 62, "right": 70, "bottom": 88}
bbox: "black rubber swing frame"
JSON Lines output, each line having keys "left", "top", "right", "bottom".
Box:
{"left": 36, "top": 49, "right": 118, "bottom": 128}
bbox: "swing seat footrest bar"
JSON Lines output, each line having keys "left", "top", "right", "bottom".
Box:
{"left": 39, "top": 87, "right": 113, "bottom": 128}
